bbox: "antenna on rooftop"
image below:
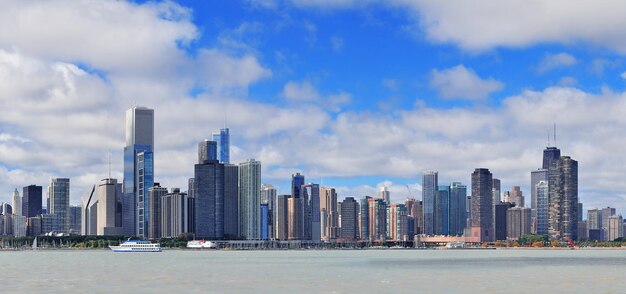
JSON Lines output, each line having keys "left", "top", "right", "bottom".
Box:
{"left": 108, "top": 150, "right": 112, "bottom": 179}
{"left": 554, "top": 121, "right": 557, "bottom": 147}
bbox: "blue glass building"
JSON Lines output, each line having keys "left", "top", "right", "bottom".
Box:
{"left": 422, "top": 171, "right": 438, "bottom": 235}
{"left": 260, "top": 203, "right": 269, "bottom": 240}
{"left": 436, "top": 185, "right": 450, "bottom": 236}
{"left": 212, "top": 128, "right": 230, "bottom": 164}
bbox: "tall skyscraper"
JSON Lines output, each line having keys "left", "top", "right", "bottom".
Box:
{"left": 607, "top": 215, "right": 623, "bottom": 241}
{"left": 239, "top": 159, "right": 261, "bottom": 240}
{"left": 147, "top": 183, "right": 167, "bottom": 239}
{"left": 548, "top": 156, "right": 578, "bottom": 240}
{"left": 577, "top": 203, "right": 583, "bottom": 222}
{"left": 510, "top": 186, "right": 524, "bottom": 207}
{"left": 542, "top": 147, "right": 561, "bottom": 170}
{"left": 260, "top": 203, "right": 269, "bottom": 240}
{"left": 435, "top": 185, "right": 450, "bottom": 235}
{"left": 320, "top": 187, "right": 339, "bottom": 240}
{"left": 198, "top": 140, "right": 218, "bottom": 163}
{"left": 22, "top": 185, "right": 43, "bottom": 218}
{"left": 81, "top": 185, "right": 97, "bottom": 235}
{"left": 194, "top": 143, "right": 224, "bottom": 239}
{"left": 12, "top": 189, "right": 21, "bottom": 216}
{"left": 287, "top": 196, "right": 301, "bottom": 240}
{"left": 340, "top": 197, "right": 359, "bottom": 241}
{"left": 471, "top": 168, "right": 493, "bottom": 242}
{"left": 535, "top": 181, "right": 549, "bottom": 235}
{"left": 302, "top": 183, "right": 320, "bottom": 241}
{"left": 492, "top": 178, "right": 501, "bottom": 205}
{"left": 601, "top": 207, "right": 616, "bottom": 241}
{"left": 261, "top": 184, "right": 276, "bottom": 240}
{"left": 290, "top": 173, "right": 305, "bottom": 240}
{"left": 98, "top": 178, "right": 123, "bottom": 236}
{"left": 359, "top": 196, "right": 371, "bottom": 240}
{"left": 495, "top": 202, "right": 514, "bottom": 241}
{"left": 388, "top": 203, "right": 408, "bottom": 241}
{"left": 379, "top": 186, "right": 390, "bottom": 204}
{"left": 530, "top": 169, "right": 548, "bottom": 233}
{"left": 212, "top": 128, "right": 230, "bottom": 164}
{"left": 123, "top": 106, "right": 154, "bottom": 237}
{"left": 49, "top": 178, "right": 70, "bottom": 233}
{"left": 223, "top": 164, "right": 239, "bottom": 239}
{"left": 450, "top": 182, "right": 467, "bottom": 236}
{"left": 422, "top": 170, "right": 438, "bottom": 235}
{"left": 587, "top": 208, "right": 601, "bottom": 230}
{"left": 69, "top": 205, "right": 82, "bottom": 235}
{"left": 275, "top": 195, "right": 289, "bottom": 240}
{"left": 161, "top": 188, "right": 191, "bottom": 238}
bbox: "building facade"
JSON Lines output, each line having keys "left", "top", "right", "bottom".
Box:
{"left": 548, "top": 156, "right": 578, "bottom": 240}
{"left": 239, "top": 159, "right": 261, "bottom": 240}
{"left": 422, "top": 170, "right": 438, "bottom": 235}
{"left": 471, "top": 168, "right": 494, "bottom": 242}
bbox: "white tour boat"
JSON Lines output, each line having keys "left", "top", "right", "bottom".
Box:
{"left": 187, "top": 240, "right": 218, "bottom": 249}
{"left": 109, "top": 239, "right": 162, "bottom": 252}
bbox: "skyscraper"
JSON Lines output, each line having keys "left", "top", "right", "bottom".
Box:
{"left": 275, "top": 195, "right": 289, "bottom": 240}
{"left": 368, "top": 198, "right": 387, "bottom": 241}
{"left": 495, "top": 202, "right": 514, "bottom": 241}
{"left": 69, "top": 205, "right": 82, "bottom": 235}
{"left": 194, "top": 144, "right": 224, "bottom": 239}
{"left": 12, "top": 189, "right": 21, "bottom": 216}
{"left": 359, "top": 196, "right": 371, "bottom": 240}
{"left": 510, "top": 186, "right": 524, "bottom": 207}
{"left": 492, "top": 178, "right": 501, "bottom": 205}
{"left": 287, "top": 196, "right": 301, "bottom": 240}
{"left": 290, "top": 173, "right": 305, "bottom": 240}
{"left": 161, "top": 188, "right": 191, "bottom": 238}
{"left": 601, "top": 207, "right": 616, "bottom": 241}
{"left": 435, "top": 185, "right": 450, "bottom": 235}
{"left": 22, "top": 185, "right": 43, "bottom": 218}
{"left": 548, "top": 156, "right": 578, "bottom": 240}
{"left": 450, "top": 182, "right": 467, "bottom": 236}
{"left": 535, "top": 180, "right": 549, "bottom": 235}
{"left": 507, "top": 206, "right": 532, "bottom": 240}
{"left": 320, "top": 187, "right": 339, "bottom": 240}
{"left": 223, "top": 164, "right": 239, "bottom": 239}
{"left": 81, "top": 185, "right": 97, "bottom": 235}
{"left": 340, "top": 197, "right": 359, "bottom": 241}
{"left": 302, "top": 183, "right": 320, "bottom": 241}
{"left": 379, "top": 186, "right": 390, "bottom": 204}
{"left": 587, "top": 208, "right": 601, "bottom": 230}
{"left": 607, "top": 215, "right": 623, "bottom": 241}
{"left": 422, "top": 170, "right": 438, "bottom": 235}
{"left": 471, "top": 168, "right": 493, "bottom": 242}
{"left": 212, "top": 128, "right": 230, "bottom": 164}
{"left": 123, "top": 106, "right": 154, "bottom": 237}
{"left": 530, "top": 169, "right": 548, "bottom": 233}
{"left": 147, "top": 183, "right": 167, "bottom": 239}
{"left": 98, "top": 178, "right": 123, "bottom": 236}
{"left": 198, "top": 140, "right": 218, "bottom": 163}
{"left": 261, "top": 184, "right": 276, "bottom": 240}
{"left": 239, "top": 159, "right": 261, "bottom": 240}
{"left": 542, "top": 147, "right": 561, "bottom": 170}
{"left": 388, "top": 203, "right": 408, "bottom": 241}
{"left": 49, "top": 178, "right": 70, "bottom": 233}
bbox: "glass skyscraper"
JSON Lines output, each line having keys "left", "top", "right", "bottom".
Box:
{"left": 450, "top": 182, "right": 467, "bottom": 236}
{"left": 50, "top": 178, "right": 70, "bottom": 233}
{"left": 471, "top": 168, "right": 494, "bottom": 242}
{"left": 548, "top": 156, "right": 578, "bottom": 240}
{"left": 422, "top": 170, "right": 438, "bottom": 235}
{"left": 123, "top": 106, "right": 154, "bottom": 237}
{"left": 212, "top": 128, "right": 230, "bottom": 164}
{"left": 239, "top": 159, "right": 261, "bottom": 240}
{"left": 435, "top": 185, "right": 450, "bottom": 235}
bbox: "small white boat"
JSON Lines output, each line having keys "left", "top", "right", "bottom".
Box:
{"left": 187, "top": 240, "right": 218, "bottom": 249}
{"left": 109, "top": 239, "right": 161, "bottom": 252}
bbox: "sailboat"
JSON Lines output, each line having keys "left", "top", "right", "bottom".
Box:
{"left": 32, "top": 237, "right": 38, "bottom": 250}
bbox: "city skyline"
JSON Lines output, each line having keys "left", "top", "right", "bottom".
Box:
{"left": 1, "top": 1, "right": 626, "bottom": 216}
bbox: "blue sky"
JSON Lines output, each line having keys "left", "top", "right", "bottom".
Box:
{"left": 1, "top": 0, "right": 626, "bottom": 216}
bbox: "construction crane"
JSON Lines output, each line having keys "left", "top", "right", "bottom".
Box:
{"left": 405, "top": 184, "right": 413, "bottom": 199}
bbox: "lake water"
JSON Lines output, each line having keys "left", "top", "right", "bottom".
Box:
{"left": 1, "top": 249, "right": 625, "bottom": 293}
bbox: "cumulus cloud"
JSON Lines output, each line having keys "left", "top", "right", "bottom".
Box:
{"left": 430, "top": 65, "right": 504, "bottom": 100}
{"left": 537, "top": 52, "right": 577, "bottom": 73}
{"left": 283, "top": 80, "right": 321, "bottom": 101}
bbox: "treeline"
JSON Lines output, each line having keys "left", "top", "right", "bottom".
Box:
{"left": 0, "top": 235, "right": 194, "bottom": 249}
{"left": 493, "top": 234, "right": 626, "bottom": 247}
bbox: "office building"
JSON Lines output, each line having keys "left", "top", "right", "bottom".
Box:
{"left": 22, "top": 185, "right": 43, "bottom": 218}
{"left": 212, "top": 128, "right": 230, "bottom": 164}
{"left": 287, "top": 196, "right": 301, "bottom": 240}
{"left": 435, "top": 185, "right": 450, "bottom": 235}
{"left": 261, "top": 184, "right": 276, "bottom": 240}
{"left": 379, "top": 186, "right": 390, "bottom": 204}
{"left": 275, "top": 195, "right": 289, "bottom": 240}
{"left": 12, "top": 189, "right": 21, "bottom": 216}
{"left": 302, "top": 183, "right": 320, "bottom": 241}
{"left": 161, "top": 189, "right": 191, "bottom": 238}
{"left": 194, "top": 146, "right": 224, "bottom": 239}
{"left": 507, "top": 207, "right": 531, "bottom": 240}
{"left": 320, "top": 187, "right": 339, "bottom": 241}
{"left": 577, "top": 221, "right": 588, "bottom": 240}
{"left": 471, "top": 168, "right": 494, "bottom": 242}
{"left": 389, "top": 203, "right": 408, "bottom": 241}
{"left": 492, "top": 178, "right": 501, "bottom": 205}
{"left": 535, "top": 181, "right": 549, "bottom": 235}
{"left": 147, "top": 184, "right": 167, "bottom": 239}
{"left": 543, "top": 146, "right": 561, "bottom": 169}
{"left": 260, "top": 203, "right": 269, "bottom": 240}
{"left": 340, "top": 197, "right": 359, "bottom": 241}
{"left": 198, "top": 140, "right": 218, "bottom": 163}
{"left": 422, "top": 170, "right": 438, "bottom": 235}
{"left": 69, "top": 206, "right": 81, "bottom": 235}
{"left": 577, "top": 203, "right": 583, "bottom": 222}
{"left": 450, "top": 182, "right": 467, "bottom": 236}
{"left": 510, "top": 186, "right": 524, "bottom": 207}
{"left": 587, "top": 208, "right": 600, "bottom": 230}
{"left": 368, "top": 198, "right": 387, "bottom": 241}
{"left": 530, "top": 169, "right": 548, "bottom": 233}
{"left": 97, "top": 178, "right": 123, "bottom": 236}
{"left": 123, "top": 106, "right": 154, "bottom": 237}
{"left": 49, "top": 178, "right": 70, "bottom": 233}
{"left": 548, "top": 156, "right": 578, "bottom": 240}
{"left": 495, "top": 202, "right": 514, "bottom": 241}
{"left": 81, "top": 185, "right": 98, "bottom": 236}
{"left": 223, "top": 164, "right": 239, "bottom": 239}
{"left": 601, "top": 207, "right": 616, "bottom": 241}
{"left": 359, "top": 197, "right": 371, "bottom": 240}
{"left": 239, "top": 159, "right": 261, "bottom": 240}
{"left": 607, "top": 215, "right": 623, "bottom": 241}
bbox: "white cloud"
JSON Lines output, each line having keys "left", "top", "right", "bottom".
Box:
{"left": 558, "top": 77, "right": 578, "bottom": 87}
{"left": 537, "top": 53, "right": 577, "bottom": 73}
{"left": 430, "top": 65, "right": 504, "bottom": 100}
{"left": 621, "top": 71, "right": 626, "bottom": 80}
{"left": 330, "top": 35, "right": 344, "bottom": 52}
{"left": 392, "top": 0, "right": 626, "bottom": 53}
{"left": 283, "top": 80, "right": 321, "bottom": 101}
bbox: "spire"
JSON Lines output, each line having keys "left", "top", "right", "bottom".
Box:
{"left": 108, "top": 150, "right": 112, "bottom": 179}
{"left": 553, "top": 121, "right": 557, "bottom": 147}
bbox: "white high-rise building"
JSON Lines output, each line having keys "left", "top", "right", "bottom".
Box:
{"left": 12, "top": 189, "right": 21, "bottom": 216}
{"left": 238, "top": 159, "right": 261, "bottom": 240}
{"left": 97, "top": 178, "right": 122, "bottom": 235}
{"left": 379, "top": 186, "right": 390, "bottom": 204}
